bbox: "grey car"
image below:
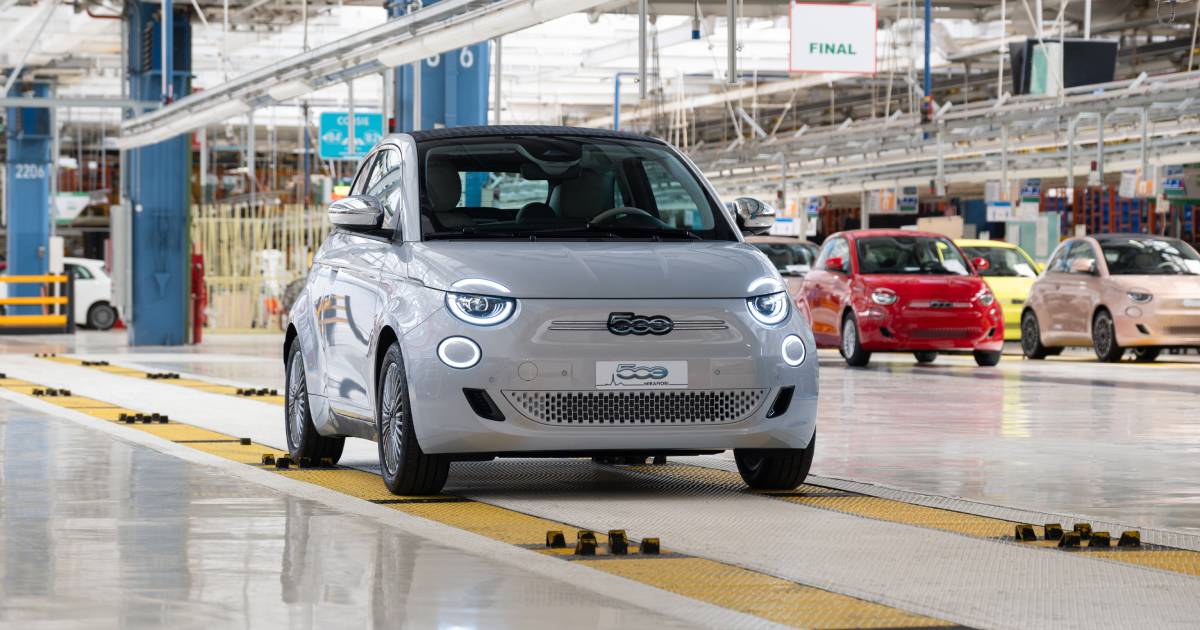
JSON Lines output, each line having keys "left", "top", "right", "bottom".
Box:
{"left": 285, "top": 126, "right": 818, "bottom": 495}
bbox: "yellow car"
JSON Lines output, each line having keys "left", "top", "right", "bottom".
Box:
{"left": 955, "top": 239, "right": 1042, "bottom": 341}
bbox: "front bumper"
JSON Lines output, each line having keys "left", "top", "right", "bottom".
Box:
{"left": 856, "top": 303, "right": 1005, "bottom": 352}
{"left": 1114, "top": 302, "right": 1200, "bottom": 348}
{"left": 401, "top": 298, "right": 818, "bottom": 455}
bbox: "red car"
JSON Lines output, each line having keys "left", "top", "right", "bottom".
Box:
{"left": 799, "top": 229, "right": 1005, "bottom": 367}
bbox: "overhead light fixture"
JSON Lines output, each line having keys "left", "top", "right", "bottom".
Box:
{"left": 267, "top": 79, "right": 313, "bottom": 102}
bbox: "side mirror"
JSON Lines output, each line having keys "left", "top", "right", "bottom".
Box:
{"left": 825, "top": 256, "right": 846, "bottom": 273}
{"left": 972, "top": 257, "right": 990, "bottom": 272}
{"left": 732, "top": 197, "right": 776, "bottom": 235}
{"left": 1069, "top": 258, "right": 1096, "bottom": 275}
{"left": 329, "top": 195, "right": 384, "bottom": 230}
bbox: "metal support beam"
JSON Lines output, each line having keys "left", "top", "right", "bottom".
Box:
{"left": 923, "top": 0, "right": 932, "bottom": 102}
{"left": 163, "top": 0, "right": 173, "bottom": 103}
{"left": 4, "top": 81, "right": 53, "bottom": 315}
{"left": 124, "top": 0, "right": 192, "bottom": 345}
{"left": 638, "top": 0, "right": 648, "bottom": 99}
{"left": 726, "top": 0, "right": 737, "bottom": 84}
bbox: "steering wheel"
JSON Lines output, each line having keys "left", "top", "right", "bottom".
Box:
{"left": 589, "top": 206, "right": 658, "bottom": 225}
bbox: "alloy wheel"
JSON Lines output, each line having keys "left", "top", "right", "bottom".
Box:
{"left": 842, "top": 318, "right": 857, "bottom": 358}
{"left": 1021, "top": 314, "right": 1038, "bottom": 355}
{"left": 287, "top": 352, "right": 307, "bottom": 449}
{"left": 380, "top": 363, "right": 405, "bottom": 477}
{"left": 1094, "top": 314, "right": 1113, "bottom": 356}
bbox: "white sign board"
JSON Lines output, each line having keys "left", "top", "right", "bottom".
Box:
{"left": 790, "top": 3, "right": 877, "bottom": 74}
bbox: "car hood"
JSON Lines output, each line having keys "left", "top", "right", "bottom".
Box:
{"left": 980, "top": 276, "right": 1036, "bottom": 301}
{"left": 861, "top": 274, "right": 985, "bottom": 301}
{"left": 410, "top": 241, "right": 782, "bottom": 299}
{"left": 1107, "top": 274, "right": 1200, "bottom": 296}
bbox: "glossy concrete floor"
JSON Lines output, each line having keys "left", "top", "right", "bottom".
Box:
{"left": 0, "top": 404, "right": 714, "bottom": 629}
{"left": 4, "top": 331, "right": 1198, "bottom": 535}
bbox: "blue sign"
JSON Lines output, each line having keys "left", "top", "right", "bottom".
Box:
{"left": 318, "top": 112, "right": 384, "bottom": 160}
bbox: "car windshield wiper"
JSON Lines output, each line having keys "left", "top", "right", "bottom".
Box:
{"left": 599, "top": 226, "right": 702, "bottom": 240}
{"left": 423, "top": 228, "right": 522, "bottom": 240}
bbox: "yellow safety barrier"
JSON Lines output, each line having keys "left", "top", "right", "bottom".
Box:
{"left": 0, "top": 274, "right": 74, "bottom": 334}
{"left": 0, "top": 296, "right": 69, "bottom": 306}
{"left": 0, "top": 274, "right": 69, "bottom": 283}
{"left": 0, "top": 315, "right": 68, "bottom": 327}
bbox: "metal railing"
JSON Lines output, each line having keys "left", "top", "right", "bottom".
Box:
{"left": 0, "top": 274, "right": 75, "bottom": 334}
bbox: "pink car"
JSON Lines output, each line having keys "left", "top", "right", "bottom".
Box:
{"left": 1021, "top": 234, "right": 1200, "bottom": 362}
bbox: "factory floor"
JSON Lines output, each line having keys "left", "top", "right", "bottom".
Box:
{"left": 2, "top": 332, "right": 1199, "bottom": 629}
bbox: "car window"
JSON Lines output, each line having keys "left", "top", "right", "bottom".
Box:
{"left": 1045, "top": 241, "right": 1072, "bottom": 273}
{"left": 752, "top": 243, "right": 816, "bottom": 275}
{"left": 417, "top": 135, "right": 734, "bottom": 241}
{"left": 856, "top": 235, "right": 970, "bottom": 275}
{"left": 350, "top": 153, "right": 378, "bottom": 196}
{"left": 961, "top": 245, "right": 1038, "bottom": 278}
{"left": 364, "top": 148, "right": 403, "bottom": 227}
{"left": 1099, "top": 237, "right": 1200, "bottom": 276}
{"left": 829, "top": 238, "right": 851, "bottom": 271}
{"left": 1065, "top": 241, "right": 1097, "bottom": 274}
{"left": 66, "top": 264, "right": 93, "bottom": 280}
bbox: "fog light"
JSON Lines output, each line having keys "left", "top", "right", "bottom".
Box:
{"left": 782, "top": 334, "right": 807, "bottom": 367}
{"left": 437, "top": 336, "right": 481, "bottom": 369}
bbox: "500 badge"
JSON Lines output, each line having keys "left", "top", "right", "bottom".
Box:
{"left": 595, "top": 360, "right": 688, "bottom": 390}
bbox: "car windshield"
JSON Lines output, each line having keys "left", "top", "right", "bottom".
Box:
{"left": 1100, "top": 237, "right": 1200, "bottom": 275}
{"left": 752, "top": 243, "right": 816, "bottom": 275}
{"left": 961, "top": 246, "right": 1038, "bottom": 278}
{"left": 856, "top": 235, "right": 971, "bottom": 276}
{"left": 417, "top": 135, "right": 734, "bottom": 241}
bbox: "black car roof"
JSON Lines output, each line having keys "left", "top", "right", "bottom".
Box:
{"left": 407, "top": 124, "right": 666, "bottom": 145}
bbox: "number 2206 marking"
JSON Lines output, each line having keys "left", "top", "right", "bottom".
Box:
{"left": 14, "top": 164, "right": 47, "bottom": 179}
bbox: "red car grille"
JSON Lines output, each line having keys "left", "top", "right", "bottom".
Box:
{"left": 911, "top": 327, "right": 975, "bottom": 339}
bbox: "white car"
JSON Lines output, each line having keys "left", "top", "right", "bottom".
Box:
{"left": 286, "top": 126, "right": 819, "bottom": 495}
{"left": 64, "top": 257, "right": 119, "bottom": 330}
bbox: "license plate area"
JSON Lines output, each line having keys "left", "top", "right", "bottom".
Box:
{"left": 595, "top": 361, "right": 688, "bottom": 390}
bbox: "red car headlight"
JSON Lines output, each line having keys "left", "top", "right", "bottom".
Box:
{"left": 870, "top": 288, "right": 898, "bottom": 306}
{"left": 976, "top": 289, "right": 995, "bottom": 307}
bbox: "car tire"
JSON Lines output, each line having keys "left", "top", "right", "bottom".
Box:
{"left": 1020, "top": 310, "right": 1053, "bottom": 360}
{"left": 973, "top": 350, "right": 1002, "bottom": 367}
{"left": 734, "top": 432, "right": 816, "bottom": 490}
{"left": 1132, "top": 347, "right": 1161, "bottom": 362}
{"left": 377, "top": 342, "right": 450, "bottom": 495}
{"left": 840, "top": 314, "right": 871, "bottom": 367}
{"left": 1092, "top": 309, "right": 1124, "bottom": 363}
{"left": 285, "top": 343, "right": 345, "bottom": 465}
{"left": 913, "top": 351, "right": 938, "bottom": 364}
{"left": 86, "top": 302, "right": 118, "bottom": 330}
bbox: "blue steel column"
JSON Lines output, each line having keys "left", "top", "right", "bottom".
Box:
{"left": 4, "top": 82, "right": 53, "bottom": 315}
{"left": 386, "top": 0, "right": 490, "bottom": 133}
{"left": 124, "top": 1, "right": 192, "bottom": 345}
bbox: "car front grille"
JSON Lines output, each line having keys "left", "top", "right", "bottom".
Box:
{"left": 911, "top": 327, "right": 975, "bottom": 339}
{"left": 547, "top": 320, "right": 727, "bottom": 332}
{"left": 1164, "top": 325, "right": 1200, "bottom": 336}
{"left": 502, "top": 389, "right": 767, "bottom": 426}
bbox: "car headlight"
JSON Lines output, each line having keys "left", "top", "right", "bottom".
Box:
{"left": 446, "top": 292, "right": 515, "bottom": 326}
{"left": 1127, "top": 290, "right": 1153, "bottom": 304}
{"left": 976, "top": 289, "right": 995, "bottom": 306}
{"left": 871, "top": 288, "right": 898, "bottom": 305}
{"left": 746, "top": 291, "right": 789, "bottom": 326}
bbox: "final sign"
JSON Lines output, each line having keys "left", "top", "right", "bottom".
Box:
{"left": 790, "top": 3, "right": 877, "bottom": 74}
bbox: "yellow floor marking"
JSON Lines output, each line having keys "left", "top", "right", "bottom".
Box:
{"left": 630, "top": 463, "right": 1200, "bottom": 578}
{"left": 44, "top": 355, "right": 288, "bottom": 405}
{"left": 580, "top": 557, "right": 950, "bottom": 630}
{"left": 0, "top": 375, "right": 958, "bottom": 629}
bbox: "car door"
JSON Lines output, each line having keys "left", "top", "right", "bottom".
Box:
{"left": 1060, "top": 240, "right": 1101, "bottom": 340}
{"left": 1036, "top": 240, "right": 1074, "bottom": 343}
{"left": 808, "top": 237, "right": 851, "bottom": 343}
{"left": 324, "top": 146, "right": 406, "bottom": 417}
